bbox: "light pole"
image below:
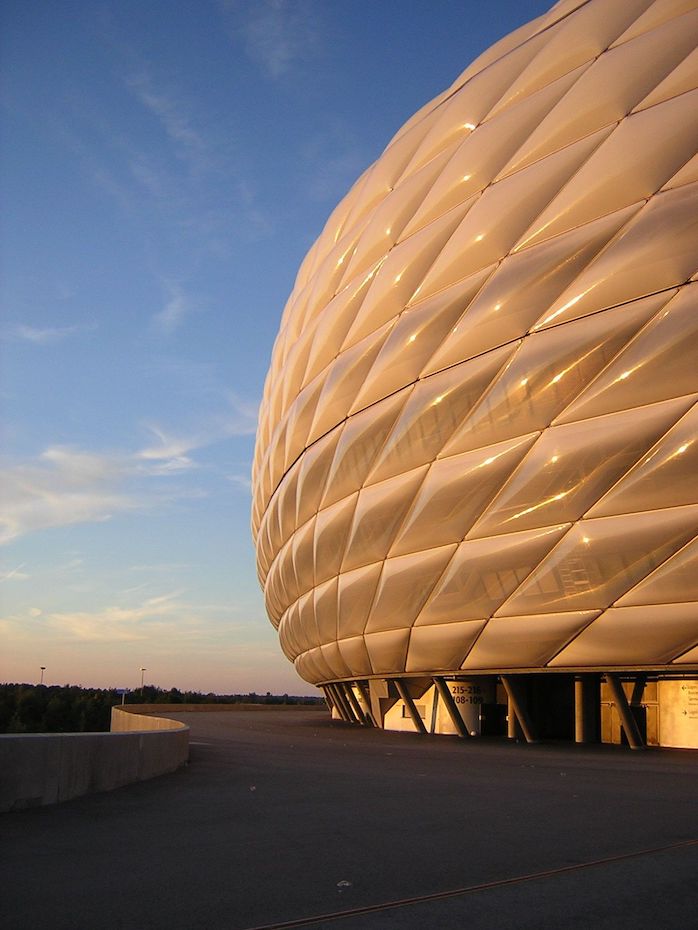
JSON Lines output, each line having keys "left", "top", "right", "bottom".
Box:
{"left": 140, "top": 667, "right": 146, "bottom": 697}
{"left": 40, "top": 666, "right": 46, "bottom": 685}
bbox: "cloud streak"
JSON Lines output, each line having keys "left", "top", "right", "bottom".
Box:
{"left": 34, "top": 590, "right": 196, "bottom": 643}
{"left": 125, "top": 69, "right": 212, "bottom": 176}
{"left": 6, "top": 323, "right": 96, "bottom": 345}
{"left": 152, "top": 282, "right": 201, "bottom": 335}
{"left": 0, "top": 447, "right": 139, "bottom": 545}
{"left": 0, "top": 389, "right": 259, "bottom": 544}
{"left": 222, "top": 0, "right": 322, "bottom": 79}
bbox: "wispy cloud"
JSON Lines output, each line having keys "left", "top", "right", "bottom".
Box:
{"left": 0, "top": 389, "right": 259, "bottom": 544}
{"left": 0, "top": 447, "right": 139, "bottom": 545}
{"left": 137, "top": 424, "right": 197, "bottom": 474}
{"left": 44, "top": 589, "right": 190, "bottom": 642}
{"left": 226, "top": 472, "right": 252, "bottom": 492}
{"left": 217, "top": 392, "right": 260, "bottom": 437}
{"left": 125, "top": 69, "right": 209, "bottom": 173}
{"left": 138, "top": 393, "right": 258, "bottom": 468}
{"left": 0, "top": 563, "right": 30, "bottom": 583}
{"left": 6, "top": 323, "right": 96, "bottom": 345}
{"left": 152, "top": 281, "right": 202, "bottom": 335}
{"left": 17, "top": 589, "right": 240, "bottom": 644}
{"left": 222, "top": 0, "right": 322, "bottom": 79}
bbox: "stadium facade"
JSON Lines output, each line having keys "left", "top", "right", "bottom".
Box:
{"left": 252, "top": 0, "right": 698, "bottom": 749}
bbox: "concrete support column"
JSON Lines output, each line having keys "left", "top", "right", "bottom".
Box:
{"left": 501, "top": 676, "right": 538, "bottom": 744}
{"left": 575, "top": 674, "right": 600, "bottom": 743}
{"left": 606, "top": 674, "right": 645, "bottom": 750}
{"left": 394, "top": 679, "right": 428, "bottom": 734}
{"left": 506, "top": 695, "right": 520, "bottom": 740}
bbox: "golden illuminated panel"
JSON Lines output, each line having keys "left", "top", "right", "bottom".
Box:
{"left": 252, "top": 0, "right": 698, "bottom": 686}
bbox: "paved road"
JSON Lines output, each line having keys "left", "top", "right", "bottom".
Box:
{"left": 2, "top": 709, "right": 697, "bottom": 929}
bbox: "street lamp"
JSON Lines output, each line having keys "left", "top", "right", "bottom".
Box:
{"left": 140, "top": 667, "right": 147, "bottom": 697}
{"left": 40, "top": 666, "right": 46, "bottom": 685}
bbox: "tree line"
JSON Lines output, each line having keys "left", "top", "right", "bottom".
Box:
{"left": 0, "top": 683, "right": 323, "bottom": 734}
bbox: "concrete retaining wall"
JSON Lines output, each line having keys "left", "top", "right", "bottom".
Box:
{"left": 118, "top": 702, "right": 325, "bottom": 714}
{"left": 0, "top": 709, "right": 189, "bottom": 813}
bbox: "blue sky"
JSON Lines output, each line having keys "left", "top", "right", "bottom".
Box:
{"left": 1, "top": 0, "right": 551, "bottom": 694}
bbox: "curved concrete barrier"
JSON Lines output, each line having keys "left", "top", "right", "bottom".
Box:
{"left": 0, "top": 708, "right": 188, "bottom": 813}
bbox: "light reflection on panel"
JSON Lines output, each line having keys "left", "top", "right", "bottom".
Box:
{"left": 391, "top": 434, "right": 538, "bottom": 556}
{"left": 534, "top": 183, "right": 698, "bottom": 330}
{"left": 404, "top": 29, "right": 558, "bottom": 175}
{"left": 416, "top": 131, "right": 610, "bottom": 300}
{"left": 295, "top": 426, "right": 342, "bottom": 529}
{"left": 519, "top": 89, "right": 698, "bottom": 248}
{"left": 351, "top": 269, "right": 490, "bottom": 413}
{"left": 342, "top": 468, "right": 428, "bottom": 572}
{"left": 405, "top": 65, "right": 585, "bottom": 233}
{"left": 342, "top": 205, "right": 471, "bottom": 349}
{"left": 320, "top": 390, "right": 408, "bottom": 508}
{"left": 343, "top": 149, "right": 454, "bottom": 283}
{"left": 369, "top": 345, "right": 514, "bottom": 483}
{"left": 618, "top": 535, "right": 698, "bottom": 606}
{"left": 253, "top": 0, "right": 698, "bottom": 684}
{"left": 442, "top": 296, "right": 661, "bottom": 458}
{"left": 501, "top": 11, "right": 698, "bottom": 176}
{"left": 498, "top": 506, "right": 698, "bottom": 617}
{"left": 489, "top": 0, "right": 650, "bottom": 118}
{"left": 470, "top": 397, "right": 691, "bottom": 537}
{"left": 425, "top": 206, "right": 638, "bottom": 373}
{"left": 556, "top": 284, "right": 697, "bottom": 423}
{"left": 589, "top": 401, "right": 698, "bottom": 516}
{"left": 417, "top": 525, "right": 568, "bottom": 626}
{"left": 306, "top": 324, "right": 392, "bottom": 447}
{"left": 365, "top": 545, "right": 457, "bottom": 634}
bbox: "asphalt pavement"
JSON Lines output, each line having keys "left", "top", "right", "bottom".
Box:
{"left": 2, "top": 708, "right": 697, "bottom": 929}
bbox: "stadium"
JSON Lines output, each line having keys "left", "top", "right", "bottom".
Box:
{"left": 252, "top": 0, "right": 698, "bottom": 749}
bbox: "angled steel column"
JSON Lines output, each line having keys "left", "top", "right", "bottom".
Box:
{"left": 337, "top": 682, "right": 362, "bottom": 724}
{"left": 343, "top": 681, "right": 369, "bottom": 726}
{"left": 335, "top": 681, "right": 361, "bottom": 723}
{"left": 355, "top": 681, "right": 377, "bottom": 727}
{"left": 606, "top": 674, "right": 645, "bottom": 750}
{"left": 321, "top": 686, "right": 336, "bottom": 716}
{"left": 325, "top": 683, "right": 345, "bottom": 721}
{"left": 429, "top": 684, "right": 440, "bottom": 734}
{"left": 394, "top": 679, "right": 428, "bottom": 734}
{"left": 501, "top": 676, "right": 538, "bottom": 744}
{"left": 327, "top": 682, "right": 354, "bottom": 723}
{"left": 433, "top": 677, "right": 470, "bottom": 738}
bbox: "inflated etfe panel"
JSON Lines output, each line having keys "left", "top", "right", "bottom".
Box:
{"left": 252, "top": 0, "right": 698, "bottom": 685}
